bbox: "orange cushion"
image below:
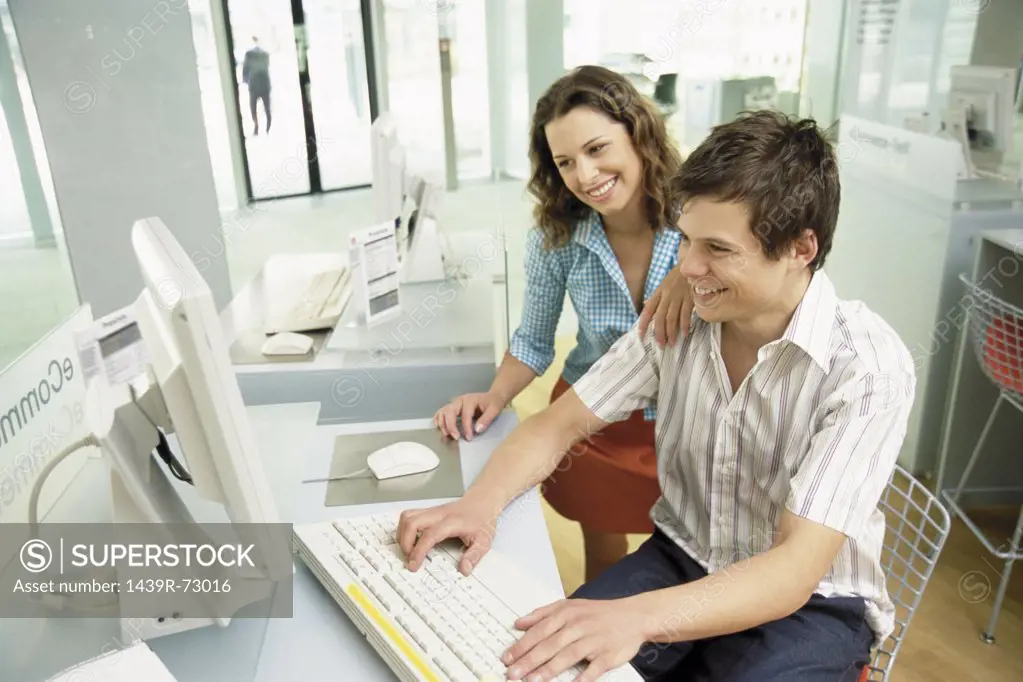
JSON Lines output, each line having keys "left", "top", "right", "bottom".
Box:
{"left": 984, "top": 314, "right": 1023, "bottom": 394}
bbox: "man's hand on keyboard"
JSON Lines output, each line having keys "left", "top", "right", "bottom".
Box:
{"left": 501, "top": 597, "right": 649, "bottom": 682}
{"left": 397, "top": 499, "right": 496, "bottom": 575}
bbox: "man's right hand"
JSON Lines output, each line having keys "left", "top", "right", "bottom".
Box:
{"left": 434, "top": 391, "right": 506, "bottom": 441}
{"left": 397, "top": 497, "right": 498, "bottom": 576}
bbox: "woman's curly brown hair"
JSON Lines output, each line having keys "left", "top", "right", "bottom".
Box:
{"left": 527, "top": 65, "right": 682, "bottom": 249}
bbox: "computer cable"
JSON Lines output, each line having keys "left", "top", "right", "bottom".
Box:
{"left": 26, "top": 434, "right": 120, "bottom": 614}
{"left": 129, "top": 384, "right": 194, "bottom": 486}
{"left": 301, "top": 467, "right": 372, "bottom": 484}
{"left": 28, "top": 434, "right": 98, "bottom": 539}
{"left": 154, "top": 429, "right": 193, "bottom": 485}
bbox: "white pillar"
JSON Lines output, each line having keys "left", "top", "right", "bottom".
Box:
{"left": 525, "top": 0, "right": 564, "bottom": 125}
{"left": 0, "top": 22, "right": 55, "bottom": 248}
{"left": 7, "top": 0, "right": 232, "bottom": 316}
{"left": 800, "top": 0, "right": 849, "bottom": 128}
{"left": 484, "top": 0, "right": 508, "bottom": 179}
{"left": 486, "top": 0, "right": 563, "bottom": 180}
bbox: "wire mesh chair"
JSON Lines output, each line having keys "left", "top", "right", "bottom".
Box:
{"left": 939, "top": 273, "right": 1023, "bottom": 644}
{"left": 858, "top": 465, "right": 951, "bottom": 682}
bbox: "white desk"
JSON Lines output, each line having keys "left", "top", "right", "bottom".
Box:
{"left": 1, "top": 403, "right": 562, "bottom": 682}
{"left": 220, "top": 230, "right": 509, "bottom": 425}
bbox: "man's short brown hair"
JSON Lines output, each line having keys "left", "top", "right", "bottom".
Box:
{"left": 669, "top": 110, "right": 840, "bottom": 270}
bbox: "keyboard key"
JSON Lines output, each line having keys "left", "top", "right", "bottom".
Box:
{"left": 466, "top": 654, "right": 495, "bottom": 677}
{"left": 432, "top": 652, "right": 475, "bottom": 682}
{"left": 483, "top": 634, "right": 506, "bottom": 656}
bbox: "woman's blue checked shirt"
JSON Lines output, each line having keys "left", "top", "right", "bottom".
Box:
{"left": 508, "top": 212, "right": 681, "bottom": 421}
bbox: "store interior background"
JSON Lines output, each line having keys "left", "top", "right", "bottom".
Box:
{"left": 9, "top": 0, "right": 1023, "bottom": 371}
{"left": 0, "top": 0, "right": 827, "bottom": 370}
{"left": 3, "top": 2, "right": 1023, "bottom": 680}
{"left": 10, "top": 0, "right": 1019, "bottom": 368}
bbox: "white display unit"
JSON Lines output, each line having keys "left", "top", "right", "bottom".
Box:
{"left": 70, "top": 218, "right": 287, "bottom": 643}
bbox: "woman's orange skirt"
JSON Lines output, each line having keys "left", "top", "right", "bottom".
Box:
{"left": 540, "top": 376, "right": 660, "bottom": 534}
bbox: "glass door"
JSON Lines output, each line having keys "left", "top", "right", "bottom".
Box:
{"left": 221, "top": 0, "right": 376, "bottom": 200}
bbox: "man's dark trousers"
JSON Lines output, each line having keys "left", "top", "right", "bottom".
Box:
{"left": 570, "top": 529, "right": 874, "bottom": 681}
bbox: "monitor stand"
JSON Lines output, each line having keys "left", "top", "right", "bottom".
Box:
{"left": 398, "top": 177, "right": 450, "bottom": 284}
{"left": 87, "top": 376, "right": 274, "bottom": 645}
{"left": 400, "top": 214, "right": 448, "bottom": 284}
{"left": 939, "top": 104, "right": 978, "bottom": 180}
{"left": 110, "top": 467, "right": 226, "bottom": 643}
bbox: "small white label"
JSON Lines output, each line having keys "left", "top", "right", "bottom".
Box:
{"left": 349, "top": 222, "right": 402, "bottom": 327}
{"left": 74, "top": 305, "right": 149, "bottom": 386}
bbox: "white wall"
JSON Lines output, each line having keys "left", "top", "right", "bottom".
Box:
{"left": 7, "top": 0, "right": 232, "bottom": 317}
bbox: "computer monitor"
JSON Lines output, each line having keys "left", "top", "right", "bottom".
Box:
{"left": 371, "top": 113, "right": 406, "bottom": 225}
{"left": 72, "top": 217, "right": 285, "bottom": 641}
{"left": 683, "top": 76, "right": 777, "bottom": 148}
{"left": 369, "top": 116, "right": 448, "bottom": 283}
{"left": 396, "top": 173, "right": 448, "bottom": 283}
{"left": 948, "top": 65, "right": 1017, "bottom": 162}
{"left": 102, "top": 217, "right": 280, "bottom": 527}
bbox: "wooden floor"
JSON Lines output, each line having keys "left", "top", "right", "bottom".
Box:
{"left": 510, "top": 336, "right": 1023, "bottom": 682}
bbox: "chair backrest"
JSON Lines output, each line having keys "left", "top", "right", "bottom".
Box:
{"left": 862, "top": 464, "right": 951, "bottom": 681}
{"left": 959, "top": 272, "right": 1023, "bottom": 398}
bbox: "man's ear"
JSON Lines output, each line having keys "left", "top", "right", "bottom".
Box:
{"left": 790, "top": 229, "right": 818, "bottom": 268}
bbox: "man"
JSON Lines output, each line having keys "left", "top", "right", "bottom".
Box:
{"left": 242, "top": 36, "right": 271, "bottom": 136}
{"left": 397, "top": 110, "right": 915, "bottom": 681}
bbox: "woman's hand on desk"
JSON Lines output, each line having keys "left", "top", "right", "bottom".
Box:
{"left": 638, "top": 266, "right": 695, "bottom": 346}
{"left": 397, "top": 497, "right": 496, "bottom": 575}
{"left": 434, "top": 391, "right": 507, "bottom": 441}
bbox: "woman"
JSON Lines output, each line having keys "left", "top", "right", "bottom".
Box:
{"left": 434, "top": 65, "right": 693, "bottom": 581}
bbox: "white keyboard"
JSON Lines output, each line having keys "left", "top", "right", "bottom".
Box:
{"left": 266, "top": 268, "right": 352, "bottom": 334}
{"left": 293, "top": 512, "right": 642, "bottom": 682}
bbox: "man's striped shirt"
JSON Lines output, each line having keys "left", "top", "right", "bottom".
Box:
{"left": 572, "top": 271, "right": 915, "bottom": 644}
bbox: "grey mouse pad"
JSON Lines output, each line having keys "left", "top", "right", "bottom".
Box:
{"left": 323, "top": 429, "right": 464, "bottom": 507}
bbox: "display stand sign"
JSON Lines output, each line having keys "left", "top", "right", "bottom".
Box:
{"left": 74, "top": 304, "right": 150, "bottom": 387}
{"left": 0, "top": 306, "right": 97, "bottom": 570}
{"left": 348, "top": 221, "right": 402, "bottom": 327}
{"left": 838, "top": 115, "right": 961, "bottom": 202}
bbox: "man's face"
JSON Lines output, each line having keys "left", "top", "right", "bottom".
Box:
{"left": 676, "top": 198, "right": 812, "bottom": 324}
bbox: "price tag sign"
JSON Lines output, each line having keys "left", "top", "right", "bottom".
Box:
{"left": 74, "top": 305, "right": 150, "bottom": 386}
{"left": 349, "top": 222, "right": 402, "bottom": 327}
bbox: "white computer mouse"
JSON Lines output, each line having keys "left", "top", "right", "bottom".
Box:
{"left": 366, "top": 442, "right": 440, "bottom": 480}
{"left": 261, "top": 332, "right": 313, "bottom": 356}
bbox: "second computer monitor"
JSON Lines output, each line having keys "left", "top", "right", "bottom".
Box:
{"left": 949, "top": 65, "right": 1017, "bottom": 156}
{"left": 371, "top": 113, "right": 406, "bottom": 225}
